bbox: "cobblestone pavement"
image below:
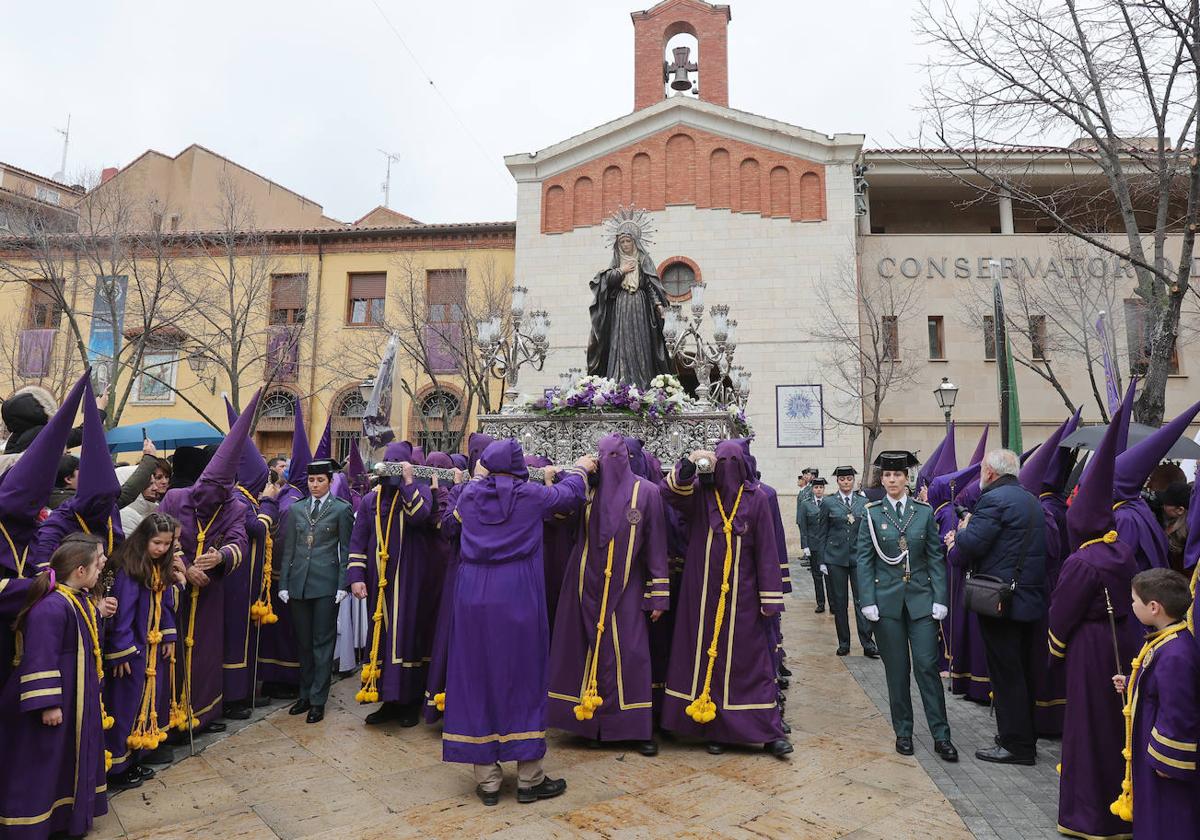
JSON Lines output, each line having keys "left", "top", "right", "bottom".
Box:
{"left": 791, "top": 560, "right": 1065, "bottom": 840}
{"left": 92, "top": 569, "right": 976, "bottom": 839}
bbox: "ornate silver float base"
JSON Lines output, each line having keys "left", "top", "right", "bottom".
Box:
{"left": 476, "top": 410, "right": 735, "bottom": 463}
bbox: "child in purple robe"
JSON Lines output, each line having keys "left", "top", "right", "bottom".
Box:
{"left": 0, "top": 534, "right": 110, "bottom": 838}
{"left": 104, "top": 513, "right": 182, "bottom": 790}
{"left": 1110, "top": 568, "right": 1200, "bottom": 837}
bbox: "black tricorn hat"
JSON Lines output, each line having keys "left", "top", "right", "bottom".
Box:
{"left": 810, "top": 477, "right": 828, "bottom": 486}
{"left": 874, "top": 451, "right": 920, "bottom": 472}
{"left": 832, "top": 465, "right": 857, "bottom": 477}
{"left": 306, "top": 458, "right": 340, "bottom": 477}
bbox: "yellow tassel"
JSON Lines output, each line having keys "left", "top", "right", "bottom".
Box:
{"left": 434, "top": 692, "right": 445, "bottom": 712}
{"left": 687, "top": 486, "right": 744, "bottom": 725}
{"left": 104, "top": 750, "right": 113, "bottom": 772}
{"left": 359, "top": 492, "right": 398, "bottom": 705}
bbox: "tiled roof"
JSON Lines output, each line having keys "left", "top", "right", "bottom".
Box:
{"left": 0, "top": 161, "right": 85, "bottom": 193}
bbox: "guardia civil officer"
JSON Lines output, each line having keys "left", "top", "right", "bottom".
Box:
{"left": 278, "top": 459, "right": 354, "bottom": 723}
{"left": 818, "top": 466, "right": 879, "bottom": 657}
{"left": 856, "top": 451, "right": 956, "bottom": 761}
{"left": 796, "top": 475, "right": 827, "bottom": 613}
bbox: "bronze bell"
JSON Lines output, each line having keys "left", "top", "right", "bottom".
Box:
{"left": 669, "top": 45, "right": 695, "bottom": 91}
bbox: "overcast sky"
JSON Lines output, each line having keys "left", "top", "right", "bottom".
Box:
{"left": 1, "top": 0, "right": 938, "bottom": 224}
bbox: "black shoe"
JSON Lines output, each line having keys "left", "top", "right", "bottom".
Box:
{"left": 517, "top": 777, "right": 567, "bottom": 804}
{"left": 778, "top": 664, "right": 792, "bottom": 678}
{"left": 896, "top": 736, "right": 914, "bottom": 755}
{"left": 397, "top": 705, "right": 420, "bottom": 728}
{"left": 142, "top": 744, "right": 174, "bottom": 765}
{"left": 777, "top": 677, "right": 790, "bottom": 691}
{"left": 637, "top": 740, "right": 658, "bottom": 757}
{"left": 706, "top": 742, "right": 725, "bottom": 755}
{"left": 130, "top": 764, "right": 156, "bottom": 782}
{"left": 814, "top": 604, "right": 826, "bottom": 614}
{"left": 106, "top": 768, "right": 144, "bottom": 792}
{"left": 288, "top": 699, "right": 311, "bottom": 716}
{"left": 364, "top": 701, "right": 402, "bottom": 725}
{"left": 306, "top": 705, "right": 325, "bottom": 724}
{"left": 863, "top": 647, "right": 881, "bottom": 659}
{"left": 935, "top": 740, "right": 959, "bottom": 762}
{"left": 975, "top": 745, "right": 1035, "bottom": 766}
{"left": 223, "top": 703, "right": 252, "bottom": 721}
{"left": 199, "top": 721, "right": 226, "bottom": 734}
{"left": 476, "top": 785, "right": 499, "bottom": 807}
{"left": 764, "top": 739, "right": 794, "bottom": 757}
{"left": 836, "top": 646, "right": 850, "bottom": 656}
{"left": 781, "top": 720, "right": 792, "bottom": 734}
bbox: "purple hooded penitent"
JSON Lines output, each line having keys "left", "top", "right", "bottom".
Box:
{"left": 1050, "top": 367, "right": 1142, "bottom": 840}
{"left": 548, "top": 434, "right": 668, "bottom": 742}
{"left": 313, "top": 417, "right": 332, "bottom": 461}
{"left": 28, "top": 380, "right": 124, "bottom": 571}
{"left": 440, "top": 438, "right": 588, "bottom": 765}
{"left": 466, "top": 432, "right": 494, "bottom": 474}
{"left": 157, "top": 389, "right": 257, "bottom": 729}
{"left": 0, "top": 373, "right": 88, "bottom": 577}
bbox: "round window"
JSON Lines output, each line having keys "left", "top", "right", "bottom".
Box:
{"left": 662, "top": 261, "right": 696, "bottom": 298}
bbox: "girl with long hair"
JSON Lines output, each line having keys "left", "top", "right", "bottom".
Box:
{"left": 0, "top": 533, "right": 111, "bottom": 838}
{"left": 104, "top": 513, "right": 182, "bottom": 790}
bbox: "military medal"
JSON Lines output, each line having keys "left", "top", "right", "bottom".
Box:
{"left": 847, "top": 513, "right": 855, "bottom": 525}
{"left": 306, "top": 532, "right": 314, "bottom": 548}
{"left": 899, "top": 535, "right": 908, "bottom": 551}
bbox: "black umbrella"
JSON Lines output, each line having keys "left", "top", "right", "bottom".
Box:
{"left": 1060, "top": 422, "right": 1200, "bottom": 459}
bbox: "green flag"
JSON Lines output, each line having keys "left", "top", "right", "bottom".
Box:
{"left": 993, "top": 275, "right": 1022, "bottom": 453}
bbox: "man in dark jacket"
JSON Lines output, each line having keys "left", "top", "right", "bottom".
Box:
{"left": 1, "top": 385, "right": 107, "bottom": 454}
{"left": 947, "top": 449, "right": 1046, "bottom": 765}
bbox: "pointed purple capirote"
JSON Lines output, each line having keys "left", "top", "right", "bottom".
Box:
{"left": 74, "top": 380, "right": 121, "bottom": 517}
{"left": 288, "top": 400, "right": 313, "bottom": 497}
{"left": 934, "top": 422, "right": 958, "bottom": 477}
{"left": 224, "top": 397, "right": 270, "bottom": 494}
{"left": 1115, "top": 379, "right": 1137, "bottom": 456}
{"left": 916, "top": 433, "right": 947, "bottom": 491}
{"left": 969, "top": 424, "right": 989, "bottom": 467}
{"left": 192, "top": 389, "right": 263, "bottom": 514}
{"left": 314, "top": 418, "right": 332, "bottom": 461}
{"left": 1042, "top": 407, "right": 1083, "bottom": 493}
{"left": 1018, "top": 415, "right": 1073, "bottom": 495}
{"left": 1113, "top": 397, "right": 1200, "bottom": 501}
{"left": 0, "top": 373, "right": 88, "bottom": 523}
{"left": 346, "top": 443, "right": 369, "bottom": 495}
{"left": 1067, "top": 380, "right": 1133, "bottom": 547}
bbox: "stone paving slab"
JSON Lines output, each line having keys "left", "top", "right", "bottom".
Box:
{"left": 92, "top": 566, "right": 978, "bottom": 840}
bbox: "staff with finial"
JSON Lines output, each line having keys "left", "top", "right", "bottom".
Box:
{"left": 1103, "top": 586, "right": 1125, "bottom": 699}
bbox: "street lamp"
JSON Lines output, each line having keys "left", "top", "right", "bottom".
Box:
{"left": 358, "top": 378, "right": 376, "bottom": 403}
{"left": 185, "top": 350, "right": 216, "bottom": 394}
{"left": 933, "top": 376, "right": 958, "bottom": 435}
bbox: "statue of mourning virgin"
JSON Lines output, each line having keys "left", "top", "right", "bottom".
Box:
{"left": 586, "top": 206, "right": 676, "bottom": 390}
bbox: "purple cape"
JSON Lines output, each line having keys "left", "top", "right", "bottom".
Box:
{"left": 1113, "top": 498, "right": 1169, "bottom": 571}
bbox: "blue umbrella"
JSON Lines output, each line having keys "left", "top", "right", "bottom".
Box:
{"left": 106, "top": 418, "right": 225, "bottom": 454}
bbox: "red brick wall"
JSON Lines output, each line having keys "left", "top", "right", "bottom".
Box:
{"left": 632, "top": 0, "right": 731, "bottom": 111}
{"left": 539, "top": 124, "right": 827, "bottom": 233}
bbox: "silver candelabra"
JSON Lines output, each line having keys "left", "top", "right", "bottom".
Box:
{"left": 662, "top": 282, "right": 751, "bottom": 409}
{"left": 477, "top": 285, "right": 550, "bottom": 412}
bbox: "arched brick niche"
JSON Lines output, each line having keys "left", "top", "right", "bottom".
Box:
{"left": 540, "top": 125, "right": 826, "bottom": 233}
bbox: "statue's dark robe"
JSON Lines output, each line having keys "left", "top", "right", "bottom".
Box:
{"left": 586, "top": 251, "right": 674, "bottom": 389}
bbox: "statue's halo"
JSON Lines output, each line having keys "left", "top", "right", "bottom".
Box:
{"left": 603, "top": 205, "right": 656, "bottom": 250}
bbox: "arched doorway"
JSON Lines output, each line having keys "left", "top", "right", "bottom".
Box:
{"left": 331, "top": 387, "right": 368, "bottom": 464}
{"left": 256, "top": 387, "right": 299, "bottom": 460}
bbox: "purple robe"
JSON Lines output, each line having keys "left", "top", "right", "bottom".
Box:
{"left": 659, "top": 454, "right": 786, "bottom": 746}
{"left": 1031, "top": 504, "right": 1065, "bottom": 737}
{"left": 1113, "top": 498, "right": 1169, "bottom": 571}
{"left": 424, "top": 481, "right": 464, "bottom": 723}
{"left": 0, "top": 587, "right": 108, "bottom": 837}
{"left": 441, "top": 449, "right": 588, "bottom": 764}
{"left": 222, "top": 494, "right": 278, "bottom": 704}
{"left": 257, "top": 485, "right": 303, "bottom": 687}
{"left": 1049, "top": 540, "right": 1141, "bottom": 840}
{"left": 347, "top": 482, "right": 435, "bottom": 705}
{"left": 1127, "top": 627, "right": 1200, "bottom": 839}
{"left": 650, "top": 479, "right": 688, "bottom": 720}
{"left": 104, "top": 570, "right": 179, "bottom": 773}
{"left": 547, "top": 440, "right": 669, "bottom": 742}
{"left": 943, "top": 512, "right": 992, "bottom": 702}
{"left": 158, "top": 488, "right": 249, "bottom": 728}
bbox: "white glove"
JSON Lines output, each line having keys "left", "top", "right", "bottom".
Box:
{"left": 278, "top": 590, "right": 289, "bottom": 604}
{"left": 931, "top": 603, "right": 948, "bottom": 621}
{"left": 334, "top": 590, "right": 348, "bottom": 605}
{"left": 819, "top": 564, "right": 828, "bottom": 575}
{"left": 861, "top": 604, "right": 880, "bottom": 622}
{"left": 801, "top": 547, "right": 811, "bottom": 559}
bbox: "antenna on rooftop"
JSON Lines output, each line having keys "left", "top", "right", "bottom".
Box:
{"left": 379, "top": 149, "right": 401, "bottom": 209}
{"left": 52, "top": 114, "right": 71, "bottom": 182}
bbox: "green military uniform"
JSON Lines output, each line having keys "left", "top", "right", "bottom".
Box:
{"left": 796, "top": 489, "right": 826, "bottom": 610}
{"left": 855, "top": 492, "right": 951, "bottom": 743}
{"left": 818, "top": 480, "right": 877, "bottom": 655}
{"left": 278, "top": 490, "right": 354, "bottom": 709}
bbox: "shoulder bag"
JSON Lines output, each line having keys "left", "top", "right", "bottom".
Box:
{"left": 963, "top": 493, "right": 1038, "bottom": 618}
